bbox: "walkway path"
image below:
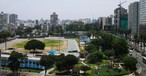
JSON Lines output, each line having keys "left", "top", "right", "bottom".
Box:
{"left": 40, "top": 67, "right": 55, "bottom": 75}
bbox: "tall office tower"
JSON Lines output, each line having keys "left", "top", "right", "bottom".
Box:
{"left": 0, "top": 12, "right": 9, "bottom": 31}
{"left": 0, "top": 12, "right": 4, "bottom": 30}
{"left": 50, "top": 12, "right": 58, "bottom": 31}
{"left": 128, "top": 2, "right": 139, "bottom": 35}
{"left": 114, "top": 7, "right": 128, "bottom": 34}
{"left": 0, "top": 12, "right": 18, "bottom": 34}
{"left": 9, "top": 14, "right": 18, "bottom": 25}
{"left": 139, "top": 0, "right": 146, "bottom": 32}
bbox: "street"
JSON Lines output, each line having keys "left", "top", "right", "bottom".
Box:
{"left": 62, "top": 39, "right": 80, "bottom": 57}
{"left": 131, "top": 47, "right": 146, "bottom": 76}
{"left": 0, "top": 39, "right": 26, "bottom": 50}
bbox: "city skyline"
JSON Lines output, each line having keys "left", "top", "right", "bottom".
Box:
{"left": 0, "top": 0, "right": 139, "bottom": 20}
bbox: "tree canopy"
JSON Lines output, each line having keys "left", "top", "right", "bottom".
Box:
{"left": 112, "top": 37, "right": 129, "bottom": 58}
{"left": 56, "top": 54, "right": 78, "bottom": 72}
{"left": 0, "top": 30, "right": 11, "bottom": 50}
{"left": 24, "top": 39, "right": 45, "bottom": 51}
{"left": 0, "top": 30, "right": 11, "bottom": 39}
{"left": 8, "top": 51, "right": 27, "bottom": 75}
{"left": 39, "top": 55, "right": 56, "bottom": 76}
{"left": 122, "top": 56, "right": 138, "bottom": 71}
{"left": 85, "top": 43, "right": 97, "bottom": 53}
{"left": 87, "top": 51, "right": 104, "bottom": 64}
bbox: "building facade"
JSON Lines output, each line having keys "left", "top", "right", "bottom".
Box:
{"left": 0, "top": 12, "right": 18, "bottom": 34}
{"left": 98, "top": 17, "right": 107, "bottom": 30}
{"left": 0, "top": 12, "right": 9, "bottom": 31}
{"left": 139, "top": 0, "right": 146, "bottom": 32}
{"left": 9, "top": 14, "right": 18, "bottom": 25}
{"left": 50, "top": 12, "right": 58, "bottom": 32}
{"left": 128, "top": 2, "right": 139, "bottom": 35}
{"left": 114, "top": 7, "right": 128, "bottom": 34}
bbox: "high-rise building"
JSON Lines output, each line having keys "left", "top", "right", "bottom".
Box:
{"left": 114, "top": 7, "right": 128, "bottom": 33}
{"left": 50, "top": 12, "right": 58, "bottom": 31}
{"left": 98, "top": 16, "right": 114, "bottom": 32}
{"left": 0, "top": 12, "right": 9, "bottom": 31}
{"left": 128, "top": 2, "right": 139, "bottom": 35}
{"left": 139, "top": 0, "right": 146, "bottom": 32}
{"left": 98, "top": 17, "right": 107, "bottom": 29}
{"left": 0, "top": 12, "right": 18, "bottom": 34}
{"left": 9, "top": 14, "right": 18, "bottom": 25}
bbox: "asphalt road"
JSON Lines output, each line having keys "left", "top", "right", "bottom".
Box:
{"left": 128, "top": 41, "right": 146, "bottom": 76}
{"left": 0, "top": 39, "right": 26, "bottom": 50}
{"left": 65, "top": 39, "right": 80, "bottom": 52}
{"left": 131, "top": 49, "right": 146, "bottom": 76}
{"left": 62, "top": 39, "right": 80, "bottom": 57}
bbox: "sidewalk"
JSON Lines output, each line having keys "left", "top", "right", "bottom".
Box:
{"left": 40, "top": 67, "right": 55, "bottom": 75}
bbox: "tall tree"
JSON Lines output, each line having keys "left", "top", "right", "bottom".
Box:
{"left": 56, "top": 54, "right": 78, "bottom": 72}
{"left": 87, "top": 51, "right": 104, "bottom": 64}
{"left": 65, "top": 55, "right": 78, "bottom": 72}
{"left": 55, "top": 54, "right": 66, "bottom": 71}
{"left": 0, "top": 31, "right": 11, "bottom": 50}
{"left": 8, "top": 51, "right": 27, "bottom": 76}
{"left": 100, "top": 32, "right": 114, "bottom": 51}
{"left": 112, "top": 37, "right": 129, "bottom": 58}
{"left": 85, "top": 43, "right": 97, "bottom": 53}
{"left": 122, "top": 56, "right": 138, "bottom": 71}
{"left": 24, "top": 39, "right": 45, "bottom": 53}
{"left": 39, "top": 55, "right": 56, "bottom": 76}
{"left": 91, "top": 38, "right": 102, "bottom": 50}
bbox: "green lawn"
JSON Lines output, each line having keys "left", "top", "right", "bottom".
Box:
{"left": 69, "top": 38, "right": 79, "bottom": 42}
{"left": 85, "top": 61, "right": 128, "bottom": 76}
{"left": 86, "top": 66, "right": 128, "bottom": 76}
{"left": 97, "top": 66, "right": 128, "bottom": 76}
{"left": 13, "top": 39, "right": 63, "bottom": 48}
{"left": 13, "top": 40, "right": 29, "bottom": 48}
{"left": 43, "top": 40, "right": 63, "bottom": 47}
{"left": 20, "top": 68, "right": 43, "bottom": 73}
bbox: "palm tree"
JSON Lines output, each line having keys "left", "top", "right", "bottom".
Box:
{"left": 0, "top": 31, "right": 11, "bottom": 50}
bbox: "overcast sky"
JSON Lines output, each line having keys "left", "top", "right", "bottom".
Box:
{"left": 0, "top": 0, "right": 139, "bottom": 20}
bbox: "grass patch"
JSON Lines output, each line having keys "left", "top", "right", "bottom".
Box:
{"left": 97, "top": 66, "right": 128, "bottom": 76}
{"left": 69, "top": 38, "right": 79, "bottom": 42}
{"left": 49, "top": 69, "right": 59, "bottom": 74}
{"left": 43, "top": 40, "right": 63, "bottom": 47}
{"left": 20, "top": 68, "right": 43, "bottom": 73}
{"left": 86, "top": 70, "right": 97, "bottom": 76}
{"left": 75, "top": 62, "right": 83, "bottom": 68}
{"left": 101, "top": 60, "right": 107, "bottom": 64}
{"left": 13, "top": 40, "right": 28, "bottom": 48}
{"left": 13, "top": 40, "right": 63, "bottom": 48}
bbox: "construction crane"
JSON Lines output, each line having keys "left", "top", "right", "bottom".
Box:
{"left": 118, "top": 1, "right": 127, "bottom": 7}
